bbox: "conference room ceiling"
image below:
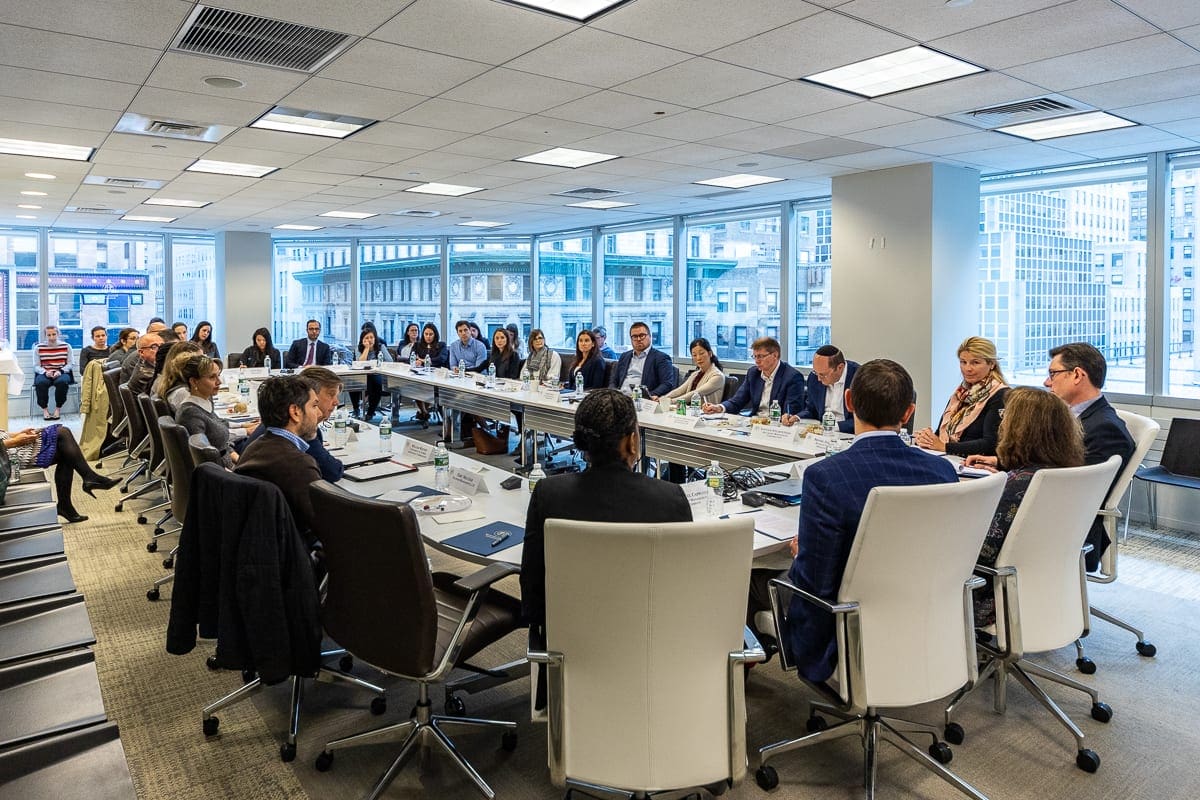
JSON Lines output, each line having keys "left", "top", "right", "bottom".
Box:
{"left": 2, "top": 0, "right": 1199, "bottom": 237}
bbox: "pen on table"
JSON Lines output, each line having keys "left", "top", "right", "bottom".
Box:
{"left": 719, "top": 509, "right": 762, "bottom": 519}
{"left": 490, "top": 531, "right": 510, "bottom": 547}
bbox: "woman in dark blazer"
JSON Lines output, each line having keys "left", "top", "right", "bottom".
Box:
{"left": 568, "top": 329, "right": 606, "bottom": 391}
{"left": 915, "top": 336, "right": 1009, "bottom": 457}
{"left": 488, "top": 328, "right": 522, "bottom": 380}
{"left": 521, "top": 389, "right": 692, "bottom": 630}
{"left": 240, "top": 327, "right": 282, "bottom": 369}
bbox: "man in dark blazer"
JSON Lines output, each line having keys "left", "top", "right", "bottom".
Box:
{"left": 284, "top": 319, "right": 332, "bottom": 369}
{"left": 703, "top": 336, "right": 804, "bottom": 417}
{"left": 783, "top": 359, "right": 958, "bottom": 683}
{"left": 794, "top": 344, "right": 859, "bottom": 433}
{"left": 235, "top": 376, "right": 324, "bottom": 542}
{"left": 1045, "top": 342, "right": 1135, "bottom": 571}
{"left": 608, "top": 321, "right": 676, "bottom": 397}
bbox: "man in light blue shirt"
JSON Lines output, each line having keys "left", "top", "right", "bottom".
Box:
{"left": 448, "top": 319, "right": 488, "bottom": 448}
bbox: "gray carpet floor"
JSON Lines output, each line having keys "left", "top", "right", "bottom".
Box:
{"left": 44, "top": 411, "right": 1200, "bottom": 800}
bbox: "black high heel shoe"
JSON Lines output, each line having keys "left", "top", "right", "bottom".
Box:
{"left": 58, "top": 506, "right": 88, "bottom": 524}
{"left": 82, "top": 475, "right": 121, "bottom": 498}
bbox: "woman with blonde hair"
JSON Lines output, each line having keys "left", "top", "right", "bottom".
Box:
{"left": 915, "top": 336, "right": 1009, "bottom": 456}
{"left": 154, "top": 341, "right": 204, "bottom": 411}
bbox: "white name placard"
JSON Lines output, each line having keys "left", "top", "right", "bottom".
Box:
{"left": 448, "top": 466, "right": 490, "bottom": 495}
{"left": 403, "top": 440, "right": 435, "bottom": 462}
{"left": 681, "top": 480, "right": 713, "bottom": 519}
{"left": 637, "top": 398, "right": 660, "bottom": 414}
{"left": 663, "top": 413, "right": 702, "bottom": 429}
{"left": 749, "top": 424, "right": 797, "bottom": 445}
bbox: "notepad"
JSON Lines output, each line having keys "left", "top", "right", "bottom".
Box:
{"left": 343, "top": 460, "right": 419, "bottom": 482}
{"left": 442, "top": 521, "right": 525, "bottom": 556}
{"left": 339, "top": 451, "right": 393, "bottom": 468}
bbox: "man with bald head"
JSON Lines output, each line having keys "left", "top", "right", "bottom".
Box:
{"left": 124, "top": 333, "right": 162, "bottom": 395}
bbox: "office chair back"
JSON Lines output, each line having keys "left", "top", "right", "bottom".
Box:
{"left": 118, "top": 384, "right": 148, "bottom": 455}
{"left": 159, "top": 416, "right": 193, "bottom": 522}
{"left": 602, "top": 358, "right": 617, "bottom": 388}
{"left": 1111, "top": 411, "right": 1159, "bottom": 509}
{"left": 136, "top": 393, "right": 167, "bottom": 472}
{"left": 226, "top": 352, "right": 242, "bottom": 369}
{"left": 308, "top": 481, "right": 439, "bottom": 677}
{"left": 993, "top": 456, "right": 1122, "bottom": 654}
{"left": 103, "top": 367, "right": 126, "bottom": 431}
{"left": 837, "top": 472, "right": 1006, "bottom": 710}
{"left": 1158, "top": 417, "right": 1200, "bottom": 478}
{"left": 722, "top": 374, "right": 740, "bottom": 402}
{"left": 187, "top": 433, "right": 223, "bottom": 468}
{"left": 543, "top": 517, "right": 755, "bottom": 792}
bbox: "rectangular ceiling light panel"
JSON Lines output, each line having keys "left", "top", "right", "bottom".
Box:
{"left": 804, "top": 46, "right": 983, "bottom": 98}
{"left": 501, "top": 0, "right": 633, "bottom": 23}
{"left": 186, "top": 159, "right": 278, "bottom": 177}
{"left": 122, "top": 214, "right": 177, "bottom": 223}
{"left": 319, "top": 210, "right": 378, "bottom": 219}
{"left": 405, "top": 183, "right": 485, "bottom": 196}
{"left": 145, "top": 198, "right": 210, "bottom": 208}
{"left": 251, "top": 107, "right": 376, "bottom": 138}
{"left": 275, "top": 224, "right": 323, "bottom": 231}
{"left": 997, "top": 111, "right": 1136, "bottom": 141}
{"left": 566, "top": 199, "right": 636, "bottom": 209}
{"left": 693, "top": 174, "right": 784, "bottom": 189}
{"left": 0, "top": 137, "right": 93, "bottom": 161}
{"left": 457, "top": 220, "right": 510, "bottom": 228}
{"left": 515, "top": 147, "right": 620, "bottom": 168}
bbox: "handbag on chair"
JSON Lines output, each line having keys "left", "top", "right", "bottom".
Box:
{"left": 471, "top": 422, "right": 510, "bottom": 455}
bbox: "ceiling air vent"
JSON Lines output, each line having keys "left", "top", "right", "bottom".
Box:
{"left": 114, "top": 113, "right": 235, "bottom": 143}
{"left": 65, "top": 207, "right": 124, "bottom": 215}
{"left": 554, "top": 187, "right": 628, "bottom": 199}
{"left": 171, "top": 5, "right": 356, "bottom": 72}
{"left": 145, "top": 120, "right": 207, "bottom": 138}
{"left": 696, "top": 190, "right": 746, "bottom": 200}
{"left": 945, "top": 95, "right": 1092, "bottom": 130}
{"left": 393, "top": 209, "right": 442, "bottom": 218}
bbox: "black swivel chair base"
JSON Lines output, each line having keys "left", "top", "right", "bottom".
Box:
{"left": 315, "top": 680, "right": 516, "bottom": 800}
{"left": 201, "top": 649, "right": 386, "bottom": 762}
{"left": 757, "top": 704, "right": 983, "bottom": 800}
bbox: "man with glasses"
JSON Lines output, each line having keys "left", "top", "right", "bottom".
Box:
{"left": 609, "top": 321, "right": 675, "bottom": 397}
{"left": 124, "top": 333, "right": 162, "bottom": 395}
{"left": 703, "top": 336, "right": 804, "bottom": 417}
{"left": 788, "top": 344, "right": 860, "bottom": 431}
{"left": 592, "top": 326, "right": 617, "bottom": 359}
{"left": 284, "top": 319, "right": 332, "bottom": 369}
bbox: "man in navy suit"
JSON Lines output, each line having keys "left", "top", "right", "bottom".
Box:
{"left": 783, "top": 359, "right": 958, "bottom": 683}
{"left": 284, "top": 319, "right": 332, "bottom": 369}
{"left": 789, "top": 344, "right": 859, "bottom": 433}
{"left": 704, "top": 336, "right": 804, "bottom": 417}
{"left": 609, "top": 321, "right": 676, "bottom": 397}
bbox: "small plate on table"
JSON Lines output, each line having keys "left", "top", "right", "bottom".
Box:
{"left": 414, "top": 495, "right": 473, "bottom": 514}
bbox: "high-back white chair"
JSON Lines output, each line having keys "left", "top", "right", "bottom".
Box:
{"left": 947, "top": 456, "right": 1122, "bottom": 775}
{"left": 757, "top": 472, "right": 1007, "bottom": 799}
{"left": 1073, "top": 409, "right": 1160, "bottom": 670}
{"left": 529, "top": 517, "right": 763, "bottom": 797}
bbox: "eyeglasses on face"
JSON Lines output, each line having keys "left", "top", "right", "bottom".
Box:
{"left": 751, "top": 351, "right": 774, "bottom": 361}
{"left": 1046, "top": 368, "right": 1073, "bottom": 379}
{"left": 630, "top": 332, "right": 649, "bottom": 340}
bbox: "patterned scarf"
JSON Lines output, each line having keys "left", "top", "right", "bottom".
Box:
{"left": 939, "top": 376, "right": 1004, "bottom": 443}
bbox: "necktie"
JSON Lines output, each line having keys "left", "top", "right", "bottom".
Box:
{"left": 305, "top": 341, "right": 316, "bottom": 366}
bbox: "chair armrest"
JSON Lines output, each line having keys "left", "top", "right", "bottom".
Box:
{"left": 453, "top": 562, "right": 520, "bottom": 593}
{"left": 972, "top": 564, "right": 1015, "bottom": 578}
{"left": 767, "top": 577, "right": 859, "bottom": 614}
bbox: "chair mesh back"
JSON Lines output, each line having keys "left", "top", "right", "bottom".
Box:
{"left": 308, "top": 481, "right": 440, "bottom": 677}
{"left": 1161, "top": 418, "right": 1200, "bottom": 478}
{"left": 159, "top": 417, "right": 192, "bottom": 520}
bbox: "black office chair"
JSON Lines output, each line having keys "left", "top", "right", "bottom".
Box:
{"left": 114, "top": 385, "right": 155, "bottom": 505}
{"left": 98, "top": 366, "right": 131, "bottom": 466}
{"left": 146, "top": 416, "right": 193, "bottom": 601}
{"left": 308, "top": 480, "right": 522, "bottom": 798}
{"left": 722, "top": 374, "right": 741, "bottom": 402}
{"left": 135, "top": 393, "right": 173, "bottom": 544}
{"left": 226, "top": 352, "right": 242, "bottom": 369}
{"left": 187, "top": 433, "right": 223, "bottom": 468}
{"left": 1132, "top": 417, "right": 1200, "bottom": 530}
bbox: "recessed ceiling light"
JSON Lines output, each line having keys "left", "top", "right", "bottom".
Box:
{"left": 275, "top": 224, "right": 324, "bottom": 231}
{"left": 17, "top": 204, "right": 41, "bottom": 210}
{"left": 945, "top": 0, "right": 974, "bottom": 6}
{"left": 500, "top": 0, "right": 632, "bottom": 22}
{"left": 319, "top": 210, "right": 379, "bottom": 219}
{"left": 515, "top": 147, "right": 620, "bottom": 168}
{"left": 996, "top": 111, "right": 1137, "bottom": 141}
{"left": 405, "top": 183, "right": 485, "bottom": 197}
{"left": 251, "top": 106, "right": 376, "bottom": 139}
{"left": 121, "top": 214, "right": 177, "bottom": 223}
{"left": 24, "top": 172, "right": 56, "bottom": 180}
{"left": 456, "top": 220, "right": 510, "bottom": 228}
{"left": 0, "top": 137, "right": 93, "bottom": 161}
{"left": 803, "top": 45, "right": 983, "bottom": 98}
{"left": 15, "top": 214, "right": 36, "bottom": 220}
{"left": 144, "top": 197, "right": 211, "bottom": 208}
{"left": 21, "top": 190, "right": 48, "bottom": 197}
{"left": 203, "top": 76, "right": 245, "bottom": 89}
{"left": 566, "top": 199, "right": 637, "bottom": 209}
{"left": 186, "top": 159, "right": 278, "bottom": 178}
{"left": 693, "top": 174, "right": 785, "bottom": 189}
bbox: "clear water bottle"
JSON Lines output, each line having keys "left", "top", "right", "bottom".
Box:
{"left": 520, "top": 364, "right": 531, "bottom": 391}
{"left": 706, "top": 460, "right": 725, "bottom": 517}
{"left": 10, "top": 456, "right": 20, "bottom": 484}
{"left": 333, "top": 410, "right": 348, "bottom": 447}
{"left": 822, "top": 410, "right": 836, "bottom": 436}
{"left": 434, "top": 441, "right": 450, "bottom": 490}
{"left": 458, "top": 359, "right": 467, "bottom": 381}
{"left": 239, "top": 362, "right": 245, "bottom": 379}
{"left": 528, "top": 462, "right": 546, "bottom": 493}
{"left": 239, "top": 378, "right": 250, "bottom": 402}
{"left": 689, "top": 394, "right": 701, "bottom": 417}
{"left": 409, "top": 350, "right": 417, "bottom": 369}
{"left": 769, "top": 399, "right": 781, "bottom": 425}
{"left": 574, "top": 371, "right": 584, "bottom": 399}
{"left": 263, "top": 354, "right": 271, "bottom": 373}
{"left": 378, "top": 416, "right": 392, "bottom": 452}
{"left": 486, "top": 362, "right": 496, "bottom": 388}
{"left": 898, "top": 429, "right": 913, "bottom": 446}
{"left": 632, "top": 385, "right": 642, "bottom": 402}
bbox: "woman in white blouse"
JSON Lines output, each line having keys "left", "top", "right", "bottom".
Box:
{"left": 656, "top": 337, "right": 725, "bottom": 405}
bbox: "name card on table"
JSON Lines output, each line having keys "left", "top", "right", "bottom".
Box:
{"left": 662, "top": 413, "right": 702, "bottom": 430}
{"left": 448, "top": 466, "right": 491, "bottom": 496}
{"left": 681, "top": 480, "right": 713, "bottom": 519}
{"left": 403, "top": 440, "right": 435, "bottom": 462}
{"left": 637, "top": 398, "right": 660, "bottom": 415}
{"left": 749, "top": 424, "right": 797, "bottom": 445}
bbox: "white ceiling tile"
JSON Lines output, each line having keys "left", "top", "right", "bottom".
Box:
{"left": 218, "top": 128, "right": 335, "bottom": 156}
{"left": 391, "top": 99, "right": 526, "bottom": 134}
{"left": 875, "top": 72, "right": 1047, "bottom": 116}
{"left": 1003, "top": 35, "right": 1200, "bottom": 91}
{"left": 700, "top": 125, "right": 824, "bottom": 153}
{"left": 1113, "top": 96, "right": 1200, "bottom": 124}
{"left": 146, "top": 53, "right": 310, "bottom": 105}
{"left": 0, "top": 0, "right": 191, "bottom": 48}
{"left": 630, "top": 110, "right": 760, "bottom": 141}
{"left": 506, "top": 27, "right": 690, "bottom": 88}
{"left": 208, "top": 0, "right": 416, "bottom": 36}
{"left": 1170, "top": 24, "right": 1200, "bottom": 48}
{"left": 258, "top": 168, "right": 340, "bottom": 185}
{"left": 542, "top": 91, "right": 688, "bottom": 129}
{"left": 483, "top": 116, "right": 612, "bottom": 147}
{"left": 90, "top": 149, "right": 194, "bottom": 172}
{"left": 0, "top": 98, "right": 119, "bottom": 133}
{"left": 372, "top": 0, "right": 574, "bottom": 63}
{"left": 703, "top": 82, "right": 858, "bottom": 124}
{"left": 1114, "top": 0, "right": 1200, "bottom": 29}
{"left": 280, "top": 78, "right": 426, "bottom": 121}
{"left": 818, "top": 149, "right": 932, "bottom": 171}
{"left": 780, "top": 102, "right": 923, "bottom": 136}
{"left": 968, "top": 143, "right": 1082, "bottom": 171}
{"left": 0, "top": 24, "right": 159, "bottom": 84}
{"left": 566, "top": 131, "right": 682, "bottom": 157}
{"left": 442, "top": 68, "right": 597, "bottom": 113}
{"left": 100, "top": 133, "right": 214, "bottom": 159}
{"left": 844, "top": 118, "right": 979, "bottom": 147}
{"left": 129, "top": 87, "right": 270, "bottom": 128}
{"left": 709, "top": 12, "right": 913, "bottom": 80}
{"left": 930, "top": 0, "right": 1159, "bottom": 70}
{"left": 321, "top": 39, "right": 489, "bottom": 96}
{"left": 0, "top": 66, "right": 138, "bottom": 112}
{"left": 834, "top": 0, "right": 1068, "bottom": 42}
{"left": 0, "top": 121, "right": 101, "bottom": 147}
{"left": 441, "top": 135, "right": 552, "bottom": 160}
{"left": 641, "top": 143, "right": 748, "bottom": 166}
{"left": 472, "top": 160, "right": 573, "bottom": 180}
{"left": 593, "top": 0, "right": 822, "bottom": 54}
{"left": 1153, "top": 118, "right": 1200, "bottom": 138}
{"left": 319, "top": 141, "right": 425, "bottom": 163}
{"left": 1070, "top": 64, "right": 1200, "bottom": 110}
{"left": 1073, "top": 137, "right": 1200, "bottom": 160}
{"left": 615, "top": 58, "right": 782, "bottom": 107}
{"left": 901, "top": 131, "right": 1015, "bottom": 156}
{"left": 288, "top": 156, "right": 390, "bottom": 176}
{"left": 350, "top": 122, "right": 473, "bottom": 151}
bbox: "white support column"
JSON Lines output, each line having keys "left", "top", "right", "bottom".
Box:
{"left": 216, "top": 231, "right": 272, "bottom": 361}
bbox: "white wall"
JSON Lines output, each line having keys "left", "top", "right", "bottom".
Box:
{"left": 216, "top": 231, "right": 272, "bottom": 361}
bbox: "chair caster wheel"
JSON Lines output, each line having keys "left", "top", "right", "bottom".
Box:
{"left": 501, "top": 730, "right": 518, "bottom": 751}
{"left": 339, "top": 654, "right": 354, "bottom": 672}
{"left": 206, "top": 656, "right": 218, "bottom": 670}
{"left": 153, "top": 527, "right": 165, "bottom": 536}
{"left": 203, "top": 716, "right": 219, "bottom": 736}
{"left": 120, "top": 487, "right": 128, "bottom": 495}
{"left": 1076, "top": 748, "right": 1100, "bottom": 772}
{"left": 1076, "top": 656, "right": 1096, "bottom": 674}
{"left": 315, "top": 750, "right": 334, "bottom": 772}
{"left": 162, "top": 557, "right": 173, "bottom": 569}
{"left": 755, "top": 765, "right": 779, "bottom": 790}
{"left": 146, "top": 541, "right": 157, "bottom": 553}
{"left": 704, "top": 779, "right": 730, "bottom": 796}
{"left": 115, "top": 503, "right": 124, "bottom": 511}
{"left": 805, "top": 715, "right": 827, "bottom": 733}
{"left": 1091, "top": 702, "right": 1113, "bottom": 723}
{"left": 929, "top": 741, "right": 953, "bottom": 764}
{"left": 242, "top": 670, "right": 256, "bottom": 684}
{"left": 943, "top": 722, "right": 965, "bottom": 745}
{"left": 1136, "top": 640, "right": 1156, "bottom": 657}
{"left": 371, "top": 696, "right": 387, "bottom": 715}
{"left": 280, "top": 742, "right": 296, "bottom": 762}
{"left": 146, "top": 588, "right": 159, "bottom": 601}
{"left": 445, "top": 695, "right": 466, "bottom": 716}
{"left": 137, "top": 515, "right": 148, "bottom": 524}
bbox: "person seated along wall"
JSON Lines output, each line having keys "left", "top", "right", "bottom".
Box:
{"left": 785, "top": 344, "right": 858, "bottom": 432}
{"left": 124, "top": 334, "right": 162, "bottom": 396}
{"left": 240, "top": 327, "right": 282, "bottom": 369}
{"left": 447, "top": 320, "right": 488, "bottom": 448}
{"left": 656, "top": 337, "right": 725, "bottom": 406}
{"left": 609, "top": 321, "right": 675, "bottom": 397}
{"left": 284, "top": 319, "right": 332, "bottom": 368}
{"left": 190, "top": 320, "right": 221, "bottom": 359}
{"left": 592, "top": 325, "right": 617, "bottom": 360}
{"left": 704, "top": 336, "right": 804, "bottom": 418}
{"left": 79, "top": 326, "right": 111, "bottom": 373}
{"left": 33, "top": 325, "right": 75, "bottom": 420}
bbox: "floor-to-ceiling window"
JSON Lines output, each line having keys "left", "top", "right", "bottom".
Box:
{"left": 447, "top": 238, "right": 530, "bottom": 347}
{"left": 273, "top": 239, "right": 354, "bottom": 356}
{"left": 793, "top": 201, "right": 833, "bottom": 366}
{"left": 171, "top": 236, "right": 216, "bottom": 335}
{"left": 601, "top": 222, "right": 673, "bottom": 354}
{"left": 537, "top": 233, "right": 592, "bottom": 350}
{"left": 0, "top": 229, "right": 36, "bottom": 350}
{"left": 359, "top": 238, "right": 441, "bottom": 347}
{"left": 1165, "top": 151, "right": 1200, "bottom": 398}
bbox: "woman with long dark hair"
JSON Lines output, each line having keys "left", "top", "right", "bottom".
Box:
{"left": 240, "top": 327, "right": 282, "bottom": 369}
{"left": 411, "top": 323, "right": 446, "bottom": 427}
{"left": 489, "top": 328, "right": 521, "bottom": 380}
{"left": 398, "top": 322, "right": 420, "bottom": 361}
{"left": 349, "top": 327, "right": 392, "bottom": 421}
{"left": 3, "top": 426, "right": 120, "bottom": 523}
{"left": 190, "top": 321, "right": 220, "bottom": 359}
{"left": 657, "top": 337, "right": 725, "bottom": 405}
{"left": 569, "top": 330, "right": 606, "bottom": 391}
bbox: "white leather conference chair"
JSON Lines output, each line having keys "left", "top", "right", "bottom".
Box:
{"left": 758, "top": 472, "right": 1007, "bottom": 799}
{"left": 529, "top": 517, "right": 764, "bottom": 799}
{"left": 947, "top": 456, "right": 1122, "bottom": 774}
